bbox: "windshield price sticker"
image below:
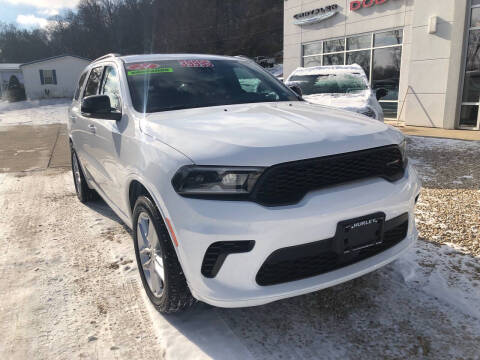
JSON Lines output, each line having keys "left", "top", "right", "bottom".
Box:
{"left": 127, "top": 68, "right": 173, "bottom": 76}
{"left": 127, "top": 63, "right": 161, "bottom": 70}
{"left": 179, "top": 60, "right": 214, "bottom": 68}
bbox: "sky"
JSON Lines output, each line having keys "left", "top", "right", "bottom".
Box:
{"left": 0, "top": 0, "right": 79, "bottom": 28}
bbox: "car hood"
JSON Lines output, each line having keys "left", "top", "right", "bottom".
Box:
{"left": 140, "top": 101, "right": 403, "bottom": 166}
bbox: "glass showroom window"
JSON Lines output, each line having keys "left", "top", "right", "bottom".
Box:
{"left": 302, "top": 29, "right": 403, "bottom": 119}
{"left": 460, "top": 0, "right": 480, "bottom": 129}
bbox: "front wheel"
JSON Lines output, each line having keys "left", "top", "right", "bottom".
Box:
{"left": 71, "top": 148, "right": 97, "bottom": 203}
{"left": 133, "top": 196, "right": 196, "bottom": 313}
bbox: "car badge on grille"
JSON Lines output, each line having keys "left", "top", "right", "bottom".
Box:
{"left": 349, "top": 218, "right": 378, "bottom": 230}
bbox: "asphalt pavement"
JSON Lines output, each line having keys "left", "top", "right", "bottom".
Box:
{"left": 0, "top": 124, "right": 70, "bottom": 172}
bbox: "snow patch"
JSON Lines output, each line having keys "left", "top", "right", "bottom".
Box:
{"left": 394, "top": 242, "right": 480, "bottom": 321}
{"left": 290, "top": 64, "right": 366, "bottom": 77}
{"left": 302, "top": 91, "right": 370, "bottom": 110}
{"left": 0, "top": 98, "right": 70, "bottom": 126}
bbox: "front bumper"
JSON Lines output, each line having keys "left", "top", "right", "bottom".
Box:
{"left": 166, "top": 165, "right": 421, "bottom": 308}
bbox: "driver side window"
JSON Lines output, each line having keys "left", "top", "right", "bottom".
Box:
{"left": 101, "top": 66, "right": 121, "bottom": 112}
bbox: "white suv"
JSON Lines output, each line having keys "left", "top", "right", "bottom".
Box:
{"left": 285, "top": 65, "right": 385, "bottom": 122}
{"left": 68, "top": 54, "right": 421, "bottom": 313}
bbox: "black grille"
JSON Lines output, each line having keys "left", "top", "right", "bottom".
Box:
{"left": 256, "top": 213, "right": 409, "bottom": 286}
{"left": 201, "top": 241, "right": 255, "bottom": 278}
{"left": 252, "top": 145, "right": 405, "bottom": 206}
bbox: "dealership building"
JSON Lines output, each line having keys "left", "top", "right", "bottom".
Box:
{"left": 284, "top": 0, "right": 480, "bottom": 130}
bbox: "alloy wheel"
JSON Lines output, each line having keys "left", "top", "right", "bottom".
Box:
{"left": 137, "top": 212, "right": 165, "bottom": 297}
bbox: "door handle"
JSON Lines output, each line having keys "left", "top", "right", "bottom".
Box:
{"left": 88, "top": 124, "right": 96, "bottom": 134}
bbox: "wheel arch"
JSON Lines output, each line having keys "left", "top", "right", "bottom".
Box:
{"left": 128, "top": 179, "right": 151, "bottom": 213}
{"left": 126, "top": 176, "right": 189, "bottom": 278}
{"left": 126, "top": 176, "right": 169, "bottom": 229}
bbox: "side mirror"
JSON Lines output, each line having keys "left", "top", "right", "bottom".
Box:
{"left": 289, "top": 85, "right": 303, "bottom": 97}
{"left": 376, "top": 88, "right": 388, "bottom": 101}
{"left": 81, "top": 95, "right": 121, "bottom": 120}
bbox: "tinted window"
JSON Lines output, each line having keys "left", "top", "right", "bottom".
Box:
{"left": 374, "top": 30, "right": 403, "bottom": 47}
{"left": 372, "top": 47, "right": 402, "bottom": 101}
{"left": 303, "top": 42, "right": 322, "bottom": 56}
{"left": 303, "top": 56, "right": 322, "bottom": 68}
{"left": 74, "top": 71, "right": 88, "bottom": 100}
{"left": 323, "top": 38, "right": 344, "bottom": 53}
{"left": 462, "top": 29, "right": 480, "bottom": 102}
{"left": 472, "top": 7, "right": 480, "bottom": 28}
{"left": 379, "top": 102, "right": 399, "bottom": 119}
{"left": 323, "top": 53, "right": 344, "bottom": 66}
{"left": 346, "top": 50, "right": 371, "bottom": 79}
{"left": 459, "top": 105, "right": 479, "bottom": 127}
{"left": 347, "top": 34, "right": 371, "bottom": 50}
{"left": 125, "top": 59, "right": 298, "bottom": 113}
{"left": 83, "top": 67, "right": 103, "bottom": 98}
{"left": 101, "top": 66, "right": 121, "bottom": 112}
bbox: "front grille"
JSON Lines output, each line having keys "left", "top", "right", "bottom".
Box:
{"left": 256, "top": 213, "right": 409, "bottom": 286}
{"left": 252, "top": 145, "right": 405, "bottom": 206}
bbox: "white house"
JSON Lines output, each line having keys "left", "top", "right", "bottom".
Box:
{"left": 20, "top": 55, "right": 91, "bottom": 100}
{"left": 0, "top": 63, "right": 23, "bottom": 99}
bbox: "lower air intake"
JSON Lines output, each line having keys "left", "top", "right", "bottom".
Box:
{"left": 256, "top": 213, "right": 409, "bottom": 286}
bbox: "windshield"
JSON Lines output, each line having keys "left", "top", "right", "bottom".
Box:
{"left": 288, "top": 73, "right": 368, "bottom": 95}
{"left": 124, "top": 59, "right": 298, "bottom": 113}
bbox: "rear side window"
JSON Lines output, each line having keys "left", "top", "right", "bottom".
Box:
{"left": 83, "top": 67, "right": 103, "bottom": 98}
{"left": 74, "top": 71, "right": 88, "bottom": 100}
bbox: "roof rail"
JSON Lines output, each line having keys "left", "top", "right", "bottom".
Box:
{"left": 92, "top": 53, "right": 121, "bottom": 63}
{"left": 234, "top": 55, "right": 254, "bottom": 61}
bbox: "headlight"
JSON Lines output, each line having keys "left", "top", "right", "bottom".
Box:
{"left": 172, "top": 166, "right": 265, "bottom": 197}
{"left": 399, "top": 139, "right": 408, "bottom": 166}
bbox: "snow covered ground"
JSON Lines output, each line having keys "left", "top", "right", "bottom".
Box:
{"left": 1, "top": 170, "right": 479, "bottom": 360}
{"left": 0, "top": 99, "right": 69, "bottom": 126}
{"left": 0, "top": 102, "right": 479, "bottom": 358}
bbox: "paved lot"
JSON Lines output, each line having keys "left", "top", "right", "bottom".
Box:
{"left": 385, "top": 121, "right": 480, "bottom": 141}
{"left": 0, "top": 124, "right": 70, "bottom": 172}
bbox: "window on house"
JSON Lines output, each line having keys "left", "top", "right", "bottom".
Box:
{"left": 40, "top": 70, "right": 57, "bottom": 85}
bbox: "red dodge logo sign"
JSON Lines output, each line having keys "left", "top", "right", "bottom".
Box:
{"left": 350, "top": 0, "right": 387, "bottom": 11}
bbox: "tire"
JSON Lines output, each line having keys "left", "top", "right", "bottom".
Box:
{"left": 71, "top": 147, "right": 97, "bottom": 203}
{"left": 133, "top": 196, "right": 196, "bottom": 313}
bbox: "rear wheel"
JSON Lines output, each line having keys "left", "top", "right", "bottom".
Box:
{"left": 133, "top": 196, "right": 196, "bottom": 313}
{"left": 71, "top": 148, "right": 97, "bottom": 203}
